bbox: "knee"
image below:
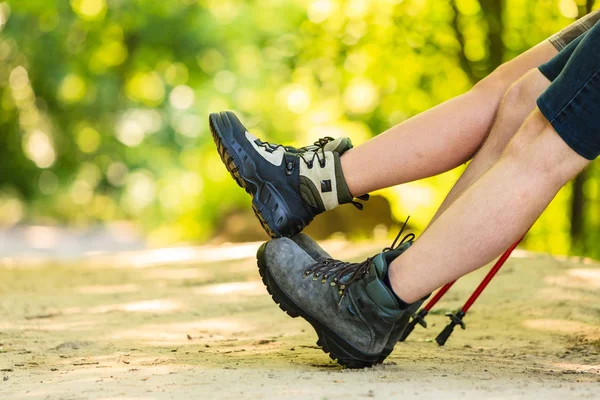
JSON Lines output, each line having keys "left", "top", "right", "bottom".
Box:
{"left": 501, "top": 110, "right": 572, "bottom": 183}
{"left": 500, "top": 69, "right": 548, "bottom": 109}
{"left": 472, "top": 67, "right": 548, "bottom": 107}
{"left": 471, "top": 60, "right": 542, "bottom": 97}
{"left": 477, "top": 69, "right": 551, "bottom": 158}
{"left": 470, "top": 64, "right": 517, "bottom": 99}
{"left": 502, "top": 110, "right": 547, "bottom": 156}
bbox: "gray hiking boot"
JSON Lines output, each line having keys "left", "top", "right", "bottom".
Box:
{"left": 286, "top": 233, "right": 423, "bottom": 363}
{"left": 257, "top": 230, "right": 415, "bottom": 368}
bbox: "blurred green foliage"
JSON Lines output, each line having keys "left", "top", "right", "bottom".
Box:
{"left": 0, "top": 0, "right": 598, "bottom": 257}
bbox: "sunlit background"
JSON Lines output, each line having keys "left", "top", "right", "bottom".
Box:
{"left": 0, "top": 0, "right": 598, "bottom": 258}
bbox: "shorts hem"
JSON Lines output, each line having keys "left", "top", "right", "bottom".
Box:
{"left": 537, "top": 101, "right": 599, "bottom": 161}
{"left": 538, "top": 64, "right": 558, "bottom": 82}
{"left": 548, "top": 36, "right": 566, "bottom": 51}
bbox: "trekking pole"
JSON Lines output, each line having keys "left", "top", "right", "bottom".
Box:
{"left": 435, "top": 236, "right": 524, "bottom": 346}
{"left": 399, "top": 280, "right": 457, "bottom": 342}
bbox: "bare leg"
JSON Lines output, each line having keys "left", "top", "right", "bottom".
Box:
{"left": 341, "top": 41, "right": 558, "bottom": 197}
{"left": 427, "top": 69, "right": 551, "bottom": 225}
{"left": 389, "top": 109, "right": 590, "bottom": 303}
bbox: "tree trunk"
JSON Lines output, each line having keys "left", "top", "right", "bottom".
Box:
{"left": 570, "top": 173, "right": 587, "bottom": 254}
{"left": 450, "top": 0, "right": 478, "bottom": 84}
{"left": 587, "top": 0, "right": 594, "bottom": 13}
{"left": 450, "top": 0, "right": 505, "bottom": 83}
{"left": 569, "top": 0, "right": 595, "bottom": 255}
{"left": 479, "top": 0, "right": 505, "bottom": 72}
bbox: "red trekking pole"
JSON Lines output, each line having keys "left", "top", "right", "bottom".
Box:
{"left": 400, "top": 236, "right": 524, "bottom": 343}
{"left": 435, "top": 236, "right": 524, "bottom": 345}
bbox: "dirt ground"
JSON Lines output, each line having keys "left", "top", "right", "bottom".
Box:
{"left": 1, "top": 239, "right": 599, "bottom": 399}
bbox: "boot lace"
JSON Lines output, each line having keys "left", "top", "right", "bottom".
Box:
{"left": 254, "top": 136, "right": 335, "bottom": 156}
{"left": 303, "top": 216, "right": 415, "bottom": 305}
{"left": 296, "top": 137, "right": 336, "bottom": 153}
{"left": 257, "top": 136, "right": 333, "bottom": 174}
{"left": 297, "top": 138, "right": 331, "bottom": 170}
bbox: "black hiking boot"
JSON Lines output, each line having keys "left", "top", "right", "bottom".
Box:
{"left": 257, "top": 229, "right": 416, "bottom": 368}
{"left": 209, "top": 111, "right": 368, "bottom": 238}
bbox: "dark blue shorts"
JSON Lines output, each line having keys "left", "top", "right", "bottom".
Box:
{"left": 537, "top": 22, "right": 600, "bottom": 160}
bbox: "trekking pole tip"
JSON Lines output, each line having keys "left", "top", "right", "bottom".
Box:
{"left": 435, "top": 310, "right": 466, "bottom": 346}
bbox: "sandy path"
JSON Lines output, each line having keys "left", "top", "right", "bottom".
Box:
{"left": 0, "top": 240, "right": 599, "bottom": 399}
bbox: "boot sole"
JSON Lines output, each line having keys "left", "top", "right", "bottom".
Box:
{"left": 209, "top": 112, "right": 306, "bottom": 238}
{"left": 257, "top": 243, "right": 380, "bottom": 368}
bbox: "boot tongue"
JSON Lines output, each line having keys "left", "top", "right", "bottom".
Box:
{"left": 370, "top": 253, "right": 389, "bottom": 280}
{"left": 372, "top": 241, "right": 412, "bottom": 275}
{"left": 323, "top": 137, "right": 353, "bottom": 155}
{"left": 364, "top": 242, "right": 413, "bottom": 315}
{"left": 365, "top": 255, "right": 400, "bottom": 316}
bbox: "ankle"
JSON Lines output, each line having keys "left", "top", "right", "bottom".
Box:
{"left": 387, "top": 256, "right": 426, "bottom": 304}
{"left": 333, "top": 152, "right": 354, "bottom": 203}
{"left": 382, "top": 268, "right": 411, "bottom": 309}
{"left": 340, "top": 150, "right": 363, "bottom": 198}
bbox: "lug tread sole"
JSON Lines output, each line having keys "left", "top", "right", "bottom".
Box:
{"left": 209, "top": 112, "right": 309, "bottom": 238}
{"left": 209, "top": 112, "right": 281, "bottom": 237}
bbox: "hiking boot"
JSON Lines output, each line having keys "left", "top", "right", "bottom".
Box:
{"left": 285, "top": 233, "right": 423, "bottom": 364}
{"left": 257, "top": 229, "right": 416, "bottom": 368}
{"left": 209, "top": 111, "right": 369, "bottom": 238}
